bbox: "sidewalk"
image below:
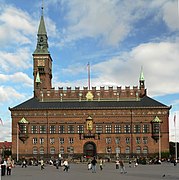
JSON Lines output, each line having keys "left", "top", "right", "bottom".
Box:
{"left": 1, "top": 162, "right": 179, "bottom": 180}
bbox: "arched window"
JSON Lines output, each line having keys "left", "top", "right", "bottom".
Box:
{"left": 106, "top": 147, "right": 112, "bottom": 153}
{"left": 39, "top": 147, "right": 44, "bottom": 154}
{"left": 67, "top": 146, "right": 74, "bottom": 154}
{"left": 115, "top": 147, "right": 120, "bottom": 154}
{"left": 33, "top": 147, "right": 38, "bottom": 154}
{"left": 143, "top": 146, "right": 148, "bottom": 154}
{"left": 50, "top": 147, "right": 55, "bottom": 154}
{"left": 136, "top": 146, "right": 141, "bottom": 154}
{"left": 125, "top": 146, "right": 130, "bottom": 154}
{"left": 60, "top": 146, "right": 64, "bottom": 154}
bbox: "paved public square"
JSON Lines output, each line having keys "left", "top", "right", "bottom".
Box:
{"left": 1, "top": 162, "right": 179, "bottom": 180}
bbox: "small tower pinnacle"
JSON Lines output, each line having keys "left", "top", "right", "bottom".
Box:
{"left": 139, "top": 66, "right": 145, "bottom": 89}
{"left": 139, "top": 66, "right": 146, "bottom": 97}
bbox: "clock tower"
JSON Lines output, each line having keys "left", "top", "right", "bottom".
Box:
{"left": 33, "top": 8, "right": 52, "bottom": 98}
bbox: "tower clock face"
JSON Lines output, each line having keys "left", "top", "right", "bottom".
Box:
{"left": 37, "top": 59, "right": 45, "bottom": 66}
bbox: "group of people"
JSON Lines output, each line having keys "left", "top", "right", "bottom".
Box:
{"left": 0, "top": 157, "right": 14, "bottom": 176}
{"left": 87, "top": 157, "right": 128, "bottom": 174}
{"left": 115, "top": 159, "right": 127, "bottom": 174}
{"left": 48, "top": 158, "right": 70, "bottom": 172}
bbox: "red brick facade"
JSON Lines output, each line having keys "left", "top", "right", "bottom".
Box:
{"left": 10, "top": 13, "right": 170, "bottom": 161}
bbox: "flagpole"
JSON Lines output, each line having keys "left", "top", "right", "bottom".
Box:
{"left": 87, "top": 62, "right": 90, "bottom": 90}
{"left": 159, "top": 122, "right": 161, "bottom": 161}
{"left": 174, "top": 114, "right": 177, "bottom": 162}
{"left": 17, "top": 124, "right": 19, "bottom": 162}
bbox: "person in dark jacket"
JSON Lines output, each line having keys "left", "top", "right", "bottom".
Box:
{"left": 91, "top": 157, "right": 97, "bottom": 173}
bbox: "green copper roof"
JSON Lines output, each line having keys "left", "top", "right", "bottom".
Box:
{"left": 33, "top": 15, "right": 49, "bottom": 55}
{"left": 152, "top": 116, "right": 162, "bottom": 123}
{"left": 38, "top": 15, "right": 47, "bottom": 35}
{"left": 18, "top": 117, "right": 29, "bottom": 124}
{"left": 139, "top": 67, "right": 145, "bottom": 81}
{"left": 35, "top": 71, "right": 41, "bottom": 83}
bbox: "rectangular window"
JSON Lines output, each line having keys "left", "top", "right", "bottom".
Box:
{"left": 105, "top": 125, "right": 112, "bottom": 133}
{"left": 20, "top": 124, "right": 27, "bottom": 133}
{"left": 32, "top": 138, "right": 37, "bottom": 144}
{"left": 143, "top": 124, "right": 149, "bottom": 133}
{"left": 50, "top": 138, "right": 55, "bottom": 144}
{"left": 136, "top": 137, "right": 141, "bottom": 144}
{"left": 68, "top": 137, "right": 74, "bottom": 144}
{"left": 153, "top": 123, "right": 160, "bottom": 133}
{"left": 114, "top": 125, "right": 121, "bottom": 133}
{"left": 134, "top": 124, "right": 141, "bottom": 133}
{"left": 106, "top": 137, "right": 111, "bottom": 144}
{"left": 124, "top": 124, "right": 131, "bottom": 134}
{"left": 39, "top": 137, "right": 44, "bottom": 145}
{"left": 125, "top": 137, "right": 130, "bottom": 144}
{"left": 40, "top": 125, "right": 46, "bottom": 134}
{"left": 115, "top": 137, "right": 120, "bottom": 144}
{"left": 59, "top": 125, "right": 65, "bottom": 134}
{"left": 143, "top": 137, "right": 148, "bottom": 144}
{"left": 50, "top": 125, "right": 56, "bottom": 134}
{"left": 68, "top": 125, "right": 74, "bottom": 133}
{"left": 95, "top": 125, "right": 103, "bottom": 133}
{"left": 31, "top": 125, "right": 38, "bottom": 134}
{"left": 77, "top": 125, "right": 84, "bottom": 133}
{"left": 59, "top": 137, "right": 64, "bottom": 144}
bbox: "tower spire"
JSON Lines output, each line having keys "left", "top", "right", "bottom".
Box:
{"left": 33, "top": 1, "right": 49, "bottom": 55}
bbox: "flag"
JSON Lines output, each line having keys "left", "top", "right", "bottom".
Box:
{"left": 174, "top": 114, "right": 176, "bottom": 127}
{"left": 0, "top": 118, "right": 3, "bottom": 125}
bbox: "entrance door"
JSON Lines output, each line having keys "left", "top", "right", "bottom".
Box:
{"left": 83, "top": 142, "right": 96, "bottom": 158}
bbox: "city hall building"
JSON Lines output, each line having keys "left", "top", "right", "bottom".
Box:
{"left": 10, "top": 11, "right": 171, "bottom": 161}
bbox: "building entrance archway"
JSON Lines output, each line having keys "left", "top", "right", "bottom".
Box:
{"left": 83, "top": 142, "right": 96, "bottom": 157}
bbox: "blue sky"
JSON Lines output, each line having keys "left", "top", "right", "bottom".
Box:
{"left": 0, "top": 0, "right": 179, "bottom": 142}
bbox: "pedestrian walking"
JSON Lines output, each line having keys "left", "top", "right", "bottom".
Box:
{"left": 22, "top": 159, "right": 27, "bottom": 168}
{"left": 99, "top": 158, "right": 103, "bottom": 170}
{"left": 119, "top": 160, "right": 127, "bottom": 174}
{"left": 63, "top": 159, "right": 69, "bottom": 172}
{"left": 115, "top": 159, "right": 119, "bottom": 169}
{"left": 1, "top": 159, "right": 7, "bottom": 176}
{"left": 6, "top": 158, "right": 13, "bottom": 175}
{"left": 91, "top": 157, "right": 97, "bottom": 173}
{"left": 40, "top": 159, "right": 44, "bottom": 170}
{"left": 87, "top": 161, "right": 92, "bottom": 170}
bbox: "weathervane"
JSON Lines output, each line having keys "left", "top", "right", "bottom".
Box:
{"left": 41, "top": 0, "right": 44, "bottom": 16}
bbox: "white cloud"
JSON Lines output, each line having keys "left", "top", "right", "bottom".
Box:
{"left": 0, "top": 118, "right": 11, "bottom": 142}
{"left": 162, "top": 0, "right": 179, "bottom": 31}
{"left": 56, "top": 40, "right": 179, "bottom": 97}
{"left": 54, "top": 0, "right": 178, "bottom": 47}
{"left": 0, "top": 5, "right": 36, "bottom": 47}
{"left": 0, "top": 86, "right": 25, "bottom": 103}
{"left": 0, "top": 72, "right": 33, "bottom": 87}
{"left": 0, "top": 48, "right": 32, "bottom": 72}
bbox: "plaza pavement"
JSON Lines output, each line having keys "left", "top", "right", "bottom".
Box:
{"left": 1, "top": 162, "right": 179, "bottom": 180}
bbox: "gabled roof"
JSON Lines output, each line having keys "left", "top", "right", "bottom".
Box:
{"left": 10, "top": 96, "right": 169, "bottom": 111}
